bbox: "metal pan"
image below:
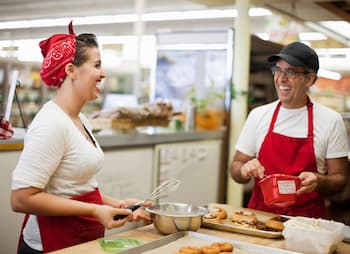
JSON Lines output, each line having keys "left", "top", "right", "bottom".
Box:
{"left": 202, "top": 204, "right": 285, "bottom": 239}
{"left": 116, "top": 231, "right": 302, "bottom": 254}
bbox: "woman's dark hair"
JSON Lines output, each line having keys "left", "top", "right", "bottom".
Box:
{"left": 72, "top": 33, "right": 98, "bottom": 66}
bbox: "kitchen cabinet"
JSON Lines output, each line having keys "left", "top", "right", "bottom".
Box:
{"left": 154, "top": 140, "right": 223, "bottom": 206}
{"left": 97, "top": 147, "right": 154, "bottom": 236}
{"left": 0, "top": 151, "right": 25, "bottom": 254}
{"left": 0, "top": 147, "right": 155, "bottom": 253}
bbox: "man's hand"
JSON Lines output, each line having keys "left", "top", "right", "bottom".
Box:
{"left": 241, "top": 158, "right": 265, "bottom": 180}
{"left": 297, "top": 172, "right": 318, "bottom": 195}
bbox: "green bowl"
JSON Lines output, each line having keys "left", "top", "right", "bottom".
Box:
{"left": 99, "top": 238, "right": 142, "bottom": 253}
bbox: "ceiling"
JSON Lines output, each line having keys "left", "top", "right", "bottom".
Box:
{"left": 0, "top": 0, "right": 349, "bottom": 22}
{"left": 0, "top": 0, "right": 350, "bottom": 75}
{"left": 0, "top": 0, "right": 349, "bottom": 39}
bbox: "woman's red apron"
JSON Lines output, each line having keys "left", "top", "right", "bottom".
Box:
{"left": 18, "top": 188, "right": 105, "bottom": 253}
{"left": 248, "top": 99, "right": 326, "bottom": 218}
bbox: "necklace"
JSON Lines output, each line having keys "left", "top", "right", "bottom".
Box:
{"left": 71, "top": 117, "right": 96, "bottom": 147}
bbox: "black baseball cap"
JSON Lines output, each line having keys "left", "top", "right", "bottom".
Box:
{"left": 268, "top": 41, "right": 319, "bottom": 74}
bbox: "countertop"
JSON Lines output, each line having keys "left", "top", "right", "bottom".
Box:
{"left": 0, "top": 127, "right": 226, "bottom": 150}
{"left": 95, "top": 127, "right": 226, "bottom": 148}
{"left": 48, "top": 224, "right": 350, "bottom": 254}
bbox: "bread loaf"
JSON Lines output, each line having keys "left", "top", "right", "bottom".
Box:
{"left": 89, "top": 101, "right": 173, "bottom": 130}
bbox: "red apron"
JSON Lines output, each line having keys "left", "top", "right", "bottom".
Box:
{"left": 18, "top": 188, "right": 105, "bottom": 253}
{"left": 248, "top": 99, "right": 326, "bottom": 218}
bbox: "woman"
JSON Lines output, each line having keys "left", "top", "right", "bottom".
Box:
{"left": 11, "top": 21, "right": 150, "bottom": 253}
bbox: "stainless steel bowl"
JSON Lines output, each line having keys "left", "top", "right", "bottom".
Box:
{"left": 145, "top": 202, "right": 208, "bottom": 235}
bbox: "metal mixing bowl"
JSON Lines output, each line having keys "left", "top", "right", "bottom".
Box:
{"left": 146, "top": 202, "right": 208, "bottom": 235}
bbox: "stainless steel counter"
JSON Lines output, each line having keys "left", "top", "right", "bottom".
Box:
{"left": 0, "top": 127, "right": 226, "bottom": 150}
{"left": 96, "top": 127, "right": 226, "bottom": 148}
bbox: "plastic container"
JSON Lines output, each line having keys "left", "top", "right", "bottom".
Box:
{"left": 259, "top": 174, "right": 300, "bottom": 208}
{"left": 283, "top": 216, "right": 345, "bottom": 254}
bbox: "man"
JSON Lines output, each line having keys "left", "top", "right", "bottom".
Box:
{"left": 230, "top": 41, "right": 348, "bottom": 218}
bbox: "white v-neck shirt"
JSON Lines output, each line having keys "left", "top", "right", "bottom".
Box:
{"left": 12, "top": 100, "right": 104, "bottom": 250}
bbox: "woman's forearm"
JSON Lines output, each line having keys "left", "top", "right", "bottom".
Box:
{"left": 11, "top": 187, "right": 99, "bottom": 217}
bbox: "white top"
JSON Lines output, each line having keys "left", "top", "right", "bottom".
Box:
{"left": 235, "top": 100, "right": 348, "bottom": 174}
{"left": 12, "top": 100, "right": 104, "bottom": 250}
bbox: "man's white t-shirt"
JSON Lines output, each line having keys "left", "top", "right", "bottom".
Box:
{"left": 12, "top": 100, "right": 104, "bottom": 250}
{"left": 235, "top": 100, "right": 348, "bottom": 174}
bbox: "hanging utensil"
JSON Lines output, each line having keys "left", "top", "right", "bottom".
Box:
{"left": 114, "top": 178, "right": 181, "bottom": 220}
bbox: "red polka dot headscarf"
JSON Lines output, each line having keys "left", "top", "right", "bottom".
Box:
{"left": 39, "top": 21, "right": 76, "bottom": 88}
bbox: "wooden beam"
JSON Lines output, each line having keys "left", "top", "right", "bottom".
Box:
{"left": 316, "top": 2, "right": 350, "bottom": 23}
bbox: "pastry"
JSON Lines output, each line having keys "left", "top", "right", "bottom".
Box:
{"left": 211, "top": 242, "right": 234, "bottom": 252}
{"left": 200, "top": 245, "right": 220, "bottom": 254}
{"left": 203, "top": 206, "right": 227, "bottom": 222}
{"left": 231, "top": 211, "right": 257, "bottom": 226}
{"left": 178, "top": 245, "right": 201, "bottom": 254}
{"left": 264, "top": 215, "right": 288, "bottom": 231}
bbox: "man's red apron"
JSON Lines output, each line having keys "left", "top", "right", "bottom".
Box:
{"left": 248, "top": 99, "right": 326, "bottom": 218}
{"left": 18, "top": 188, "right": 105, "bottom": 253}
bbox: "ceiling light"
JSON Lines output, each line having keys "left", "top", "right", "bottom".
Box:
{"left": 145, "top": 9, "right": 237, "bottom": 21}
{"left": 157, "top": 43, "right": 228, "bottom": 50}
{"left": 0, "top": 8, "right": 271, "bottom": 30}
{"left": 255, "top": 33, "right": 270, "bottom": 41}
{"left": 318, "top": 69, "right": 342, "bottom": 80}
{"left": 0, "top": 15, "right": 136, "bottom": 29}
{"left": 305, "top": 21, "right": 350, "bottom": 47}
{"left": 248, "top": 8, "right": 272, "bottom": 17}
{"left": 299, "top": 32, "right": 327, "bottom": 41}
{"left": 320, "top": 21, "right": 350, "bottom": 40}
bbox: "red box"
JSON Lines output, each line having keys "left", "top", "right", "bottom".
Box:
{"left": 259, "top": 174, "right": 301, "bottom": 208}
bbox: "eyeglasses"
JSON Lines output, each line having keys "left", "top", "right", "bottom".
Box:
{"left": 271, "top": 66, "right": 312, "bottom": 79}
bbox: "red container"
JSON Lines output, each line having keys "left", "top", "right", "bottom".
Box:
{"left": 259, "top": 174, "right": 301, "bottom": 208}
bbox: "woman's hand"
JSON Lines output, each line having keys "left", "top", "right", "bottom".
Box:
{"left": 240, "top": 158, "right": 265, "bottom": 180}
{"left": 112, "top": 198, "right": 152, "bottom": 223}
{"left": 297, "top": 172, "right": 318, "bottom": 195}
{"left": 92, "top": 204, "right": 133, "bottom": 230}
{"left": 101, "top": 195, "right": 152, "bottom": 223}
{"left": 128, "top": 206, "right": 152, "bottom": 223}
{"left": 123, "top": 199, "right": 152, "bottom": 223}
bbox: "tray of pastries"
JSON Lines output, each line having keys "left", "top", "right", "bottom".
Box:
{"left": 116, "top": 231, "right": 301, "bottom": 254}
{"left": 202, "top": 203, "right": 289, "bottom": 239}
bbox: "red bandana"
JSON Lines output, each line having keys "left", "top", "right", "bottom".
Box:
{"left": 39, "top": 21, "right": 76, "bottom": 87}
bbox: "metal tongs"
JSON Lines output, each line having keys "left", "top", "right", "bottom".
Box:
{"left": 114, "top": 178, "right": 180, "bottom": 220}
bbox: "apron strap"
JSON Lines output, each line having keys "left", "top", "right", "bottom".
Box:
{"left": 268, "top": 102, "right": 281, "bottom": 133}
{"left": 17, "top": 214, "right": 30, "bottom": 254}
{"left": 306, "top": 96, "right": 314, "bottom": 138}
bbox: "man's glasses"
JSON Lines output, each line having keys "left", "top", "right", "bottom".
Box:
{"left": 271, "top": 66, "right": 312, "bottom": 79}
